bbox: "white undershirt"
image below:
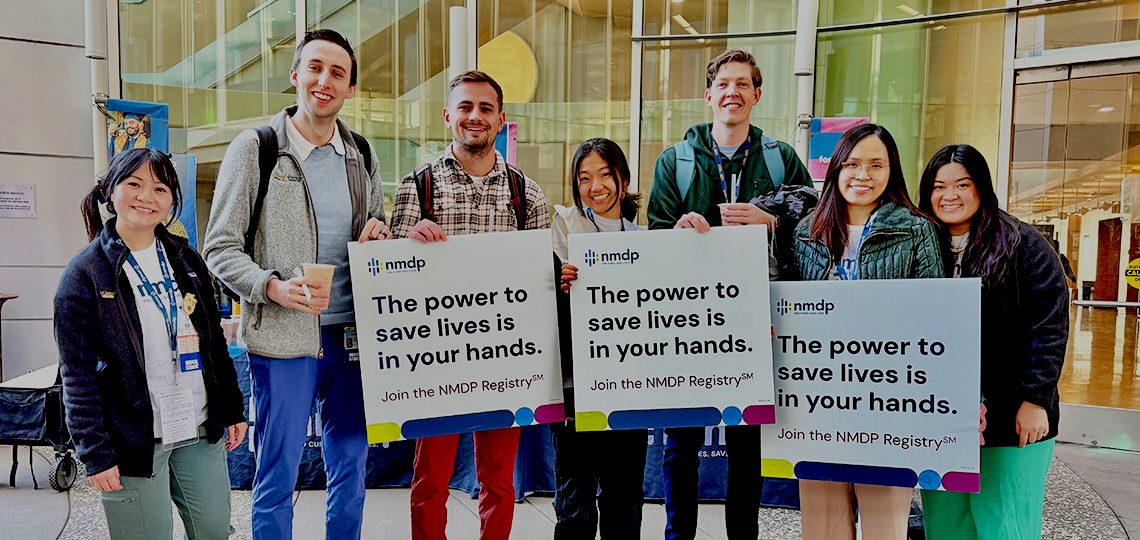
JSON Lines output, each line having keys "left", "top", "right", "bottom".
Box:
{"left": 468, "top": 173, "right": 488, "bottom": 190}
{"left": 829, "top": 224, "right": 865, "bottom": 280}
{"left": 122, "top": 241, "right": 208, "bottom": 435}
{"left": 589, "top": 212, "right": 642, "bottom": 233}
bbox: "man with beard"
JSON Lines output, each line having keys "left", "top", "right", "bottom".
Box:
{"left": 390, "top": 70, "right": 550, "bottom": 540}
{"left": 109, "top": 113, "right": 150, "bottom": 156}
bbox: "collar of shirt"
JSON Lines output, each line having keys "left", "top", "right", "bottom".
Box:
{"left": 286, "top": 114, "right": 345, "bottom": 161}
{"left": 443, "top": 143, "right": 506, "bottom": 183}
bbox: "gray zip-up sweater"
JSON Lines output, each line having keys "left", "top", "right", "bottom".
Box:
{"left": 203, "top": 106, "right": 385, "bottom": 358}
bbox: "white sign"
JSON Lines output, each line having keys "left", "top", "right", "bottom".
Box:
{"left": 763, "top": 279, "right": 981, "bottom": 492}
{"left": 348, "top": 230, "right": 563, "bottom": 443}
{"left": 0, "top": 183, "right": 35, "bottom": 218}
{"left": 568, "top": 227, "right": 775, "bottom": 431}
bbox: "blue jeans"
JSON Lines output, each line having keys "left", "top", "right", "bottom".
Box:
{"left": 662, "top": 425, "right": 762, "bottom": 540}
{"left": 248, "top": 324, "right": 368, "bottom": 540}
{"left": 551, "top": 423, "right": 647, "bottom": 539}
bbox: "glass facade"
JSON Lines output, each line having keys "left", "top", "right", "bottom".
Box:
{"left": 115, "top": 0, "right": 1140, "bottom": 415}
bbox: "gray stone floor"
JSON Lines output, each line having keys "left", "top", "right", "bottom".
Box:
{"left": 0, "top": 442, "right": 1130, "bottom": 539}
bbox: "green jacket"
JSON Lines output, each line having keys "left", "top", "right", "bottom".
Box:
{"left": 792, "top": 202, "right": 944, "bottom": 281}
{"left": 647, "top": 123, "right": 812, "bottom": 229}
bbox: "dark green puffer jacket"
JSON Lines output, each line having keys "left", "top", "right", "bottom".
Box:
{"left": 793, "top": 201, "right": 944, "bottom": 280}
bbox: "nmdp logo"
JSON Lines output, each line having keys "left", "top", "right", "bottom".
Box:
{"left": 368, "top": 256, "right": 427, "bottom": 275}
{"left": 583, "top": 248, "right": 639, "bottom": 267}
{"left": 1127, "top": 258, "right": 1140, "bottom": 289}
{"left": 776, "top": 298, "right": 791, "bottom": 316}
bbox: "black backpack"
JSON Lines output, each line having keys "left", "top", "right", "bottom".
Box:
{"left": 412, "top": 162, "right": 529, "bottom": 230}
{"left": 216, "top": 125, "right": 374, "bottom": 300}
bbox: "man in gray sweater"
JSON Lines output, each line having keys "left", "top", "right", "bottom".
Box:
{"left": 203, "top": 29, "right": 389, "bottom": 540}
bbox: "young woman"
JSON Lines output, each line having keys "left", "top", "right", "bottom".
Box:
{"left": 792, "top": 123, "right": 943, "bottom": 540}
{"left": 552, "top": 138, "right": 647, "bottom": 539}
{"left": 55, "top": 148, "right": 247, "bottom": 539}
{"left": 918, "top": 144, "right": 1068, "bottom": 539}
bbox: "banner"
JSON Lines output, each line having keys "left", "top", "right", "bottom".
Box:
{"left": 348, "top": 230, "right": 563, "bottom": 443}
{"left": 568, "top": 227, "right": 775, "bottom": 431}
{"left": 808, "top": 117, "right": 868, "bottom": 181}
{"left": 763, "top": 279, "right": 981, "bottom": 492}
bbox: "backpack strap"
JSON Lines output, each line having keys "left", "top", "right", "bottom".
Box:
{"left": 673, "top": 140, "right": 696, "bottom": 204}
{"left": 350, "top": 131, "right": 375, "bottom": 177}
{"left": 413, "top": 164, "right": 435, "bottom": 223}
{"left": 505, "top": 164, "right": 528, "bottom": 230}
{"left": 246, "top": 125, "right": 277, "bottom": 255}
{"left": 759, "top": 135, "right": 785, "bottom": 189}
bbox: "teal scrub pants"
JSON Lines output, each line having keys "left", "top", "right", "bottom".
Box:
{"left": 921, "top": 439, "right": 1055, "bottom": 540}
{"left": 98, "top": 430, "right": 233, "bottom": 540}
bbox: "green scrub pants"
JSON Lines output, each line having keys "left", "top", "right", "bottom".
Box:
{"left": 921, "top": 438, "right": 1055, "bottom": 540}
{"left": 98, "top": 430, "right": 233, "bottom": 540}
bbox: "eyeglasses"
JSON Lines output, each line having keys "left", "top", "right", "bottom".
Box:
{"left": 840, "top": 161, "right": 888, "bottom": 178}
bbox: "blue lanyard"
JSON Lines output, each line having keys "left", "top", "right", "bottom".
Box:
{"left": 126, "top": 243, "right": 179, "bottom": 359}
{"left": 585, "top": 208, "right": 625, "bottom": 232}
{"left": 834, "top": 212, "right": 877, "bottom": 281}
{"left": 710, "top": 136, "right": 752, "bottom": 203}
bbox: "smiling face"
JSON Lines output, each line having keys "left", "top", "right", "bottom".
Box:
{"left": 929, "top": 162, "right": 981, "bottom": 235}
{"left": 123, "top": 117, "right": 142, "bottom": 137}
{"left": 290, "top": 39, "right": 356, "bottom": 121}
{"left": 443, "top": 81, "right": 505, "bottom": 154}
{"left": 577, "top": 152, "right": 625, "bottom": 220}
{"left": 838, "top": 135, "right": 890, "bottom": 216}
{"left": 110, "top": 163, "right": 173, "bottom": 238}
{"left": 705, "top": 61, "right": 761, "bottom": 128}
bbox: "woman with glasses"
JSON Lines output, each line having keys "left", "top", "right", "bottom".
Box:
{"left": 792, "top": 123, "right": 943, "bottom": 540}
{"left": 917, "top": 144, "right": 1067, "bottom": 539}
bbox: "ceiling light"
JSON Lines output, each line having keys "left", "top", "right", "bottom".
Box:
{"left": 897, "top": 4, "right": 922, "bottom": 17}
{"left": 672, "top": 14, "right": 693, "bottom": 29}
{"left": 1098, "top": 106, "right": 1115, "bottom": 112}
{"left": 672, "top": 0, "right": 684, "bottom": 3}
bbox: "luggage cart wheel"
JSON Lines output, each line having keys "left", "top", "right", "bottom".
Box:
{"left": 48, "top": 453, "right": 76, "bottom": 492}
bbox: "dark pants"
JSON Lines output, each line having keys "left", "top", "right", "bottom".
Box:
{"left": 551, "top": 423, "right": 648, "bottom": 540}
{"left": 662, "top": 425, "right": 762, "bottom": 540}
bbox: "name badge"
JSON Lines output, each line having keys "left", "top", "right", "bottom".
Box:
{"left": 344, "top": 326, "right": 359, "bottom": 352}
{"left": 157, "top": 385, "right": 198, "bottom": 448}
{"left": 177, "top": 332, "right": 202, "bottom": 372}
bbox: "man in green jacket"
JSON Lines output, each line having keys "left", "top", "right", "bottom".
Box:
{"left": 646, "top": 49, "right": 811, "bottom": 540}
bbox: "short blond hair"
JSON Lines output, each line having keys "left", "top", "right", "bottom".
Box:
{"left": 706, "top": 49, "right": 763, "bottom": 89}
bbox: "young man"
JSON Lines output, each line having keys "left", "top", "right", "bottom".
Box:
{"left": 203, "top": 29, "right": 389, "bottom": 540}
{"left": 390, "top": 70, "right": 550, "bottom": 540}
{"left": 647, "top": 49, "right": 812, "bottom": 540}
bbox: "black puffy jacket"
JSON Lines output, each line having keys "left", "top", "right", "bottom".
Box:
{"left": 953, "top": 217, "right": 1068, "bottom": 448}
{"left": 54, "top": 223, "right": 245, "bottom": 477}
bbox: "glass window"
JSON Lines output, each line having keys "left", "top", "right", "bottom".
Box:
{"left": 478, "top": 0, "right": 633, "bottom": 209}
{"left": 815, "top": 14, "right": 1004, "bottom": 195}
{"left": 1017, "top": 0, "right": 1140, "bottom": 58}
{"left": 643, "top": 0, "right": 797, "bottom": 37}
{"left": 819, "top": 0, "right": 1004, "bottom": 26}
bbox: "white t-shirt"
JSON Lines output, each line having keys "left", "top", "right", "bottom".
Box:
{"left": 588, "top": 211, "right": 640, "bottom": 233}
{"left": 950, "top": 233, "right": 969, "bottom": 278}
{"left": 123, "top": 241, "right": 208, "bottom": 435}
{"left": 468, "top": 174, "right": 487, "bottom": 189}
{"left": 829, "top": 224, "right": 865, "bottom": 280}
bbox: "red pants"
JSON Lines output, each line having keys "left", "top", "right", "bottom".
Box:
{"left": 410, "top": 427, "right": 521, "bottom": 540}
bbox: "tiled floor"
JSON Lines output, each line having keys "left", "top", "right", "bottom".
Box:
{"left": 1060, "top": 306, "right": 1140, "bottom": 410}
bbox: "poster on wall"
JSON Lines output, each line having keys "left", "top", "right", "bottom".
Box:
{"left": 105, "top": 98, "right": 169, "bottom": 158}
{"left": 808, "top": 118, "right": 869, "bottom": 183}
{"left": 0, "top": 183, "right": 35, "bottom": 219}
{"left": 169, "top": 154, "right": 198, "bottom": 248}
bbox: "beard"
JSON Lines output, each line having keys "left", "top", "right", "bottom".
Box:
{"left": 455, "top": 126, "right": 496, "bottom": 158}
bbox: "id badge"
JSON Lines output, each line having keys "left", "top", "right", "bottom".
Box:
{"left": 157, "top": 385, "right": 199, "bottom": 450}
{"left": 344, "top": 326, "right": 359, "bottom": 352}
{"left": 177, "top": 332, "right": 202, "bottom": 372}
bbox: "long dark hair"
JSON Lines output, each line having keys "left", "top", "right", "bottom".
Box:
{"left": 82, "top": 148, "right": 183, "bottom": 241}
{"left": 570, "top": 138, "right": 641, "bottom": 222}
{"left": 918, "top": 144, "right": 1017, "bottom": 287}
{"left": 809, "top": 123, "right": 923, "bottom": 260}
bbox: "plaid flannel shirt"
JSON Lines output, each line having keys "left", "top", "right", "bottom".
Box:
{"left": 391, "top": 145, "right": 550, "bottom": 237}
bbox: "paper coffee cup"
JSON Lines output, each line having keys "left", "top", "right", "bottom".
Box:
{"left": 302, "top": 263, "right": 336, "bottom": 289}
{"left": 718, "top": 203, "right": 742, "bottom": 226}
